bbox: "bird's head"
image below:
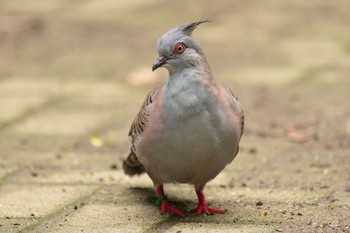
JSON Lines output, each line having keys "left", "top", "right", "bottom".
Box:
{"left": 152, "top": 21, "right": 210, "bottom": 73}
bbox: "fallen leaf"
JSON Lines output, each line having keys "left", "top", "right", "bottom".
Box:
{"left": 260, "top": 210, "right": 268, "bottom": 216}
{"left": 89, "top": 135, "right": 104, "bottom": 148}
{"left": 286, "top": 127, "right": 311, "bottom": 143}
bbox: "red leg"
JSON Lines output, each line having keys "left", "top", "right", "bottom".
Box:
{"left": 193, "top": 186, "right": 225, "bottom": 215}
{"left": 156, "top": 185, "right": 186, "bottom": 218}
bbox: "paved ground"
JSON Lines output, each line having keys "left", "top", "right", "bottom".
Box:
{"left": 0, "top": 0, "right": 349, "bottom": 232}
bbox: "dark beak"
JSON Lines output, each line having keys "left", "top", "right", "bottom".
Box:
{"left": 152, "top": 56, "right": 168, "bottom": 71}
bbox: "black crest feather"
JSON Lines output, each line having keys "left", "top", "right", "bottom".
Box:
{"left": 180, "top": 20, "right": 211, "bottom": 36}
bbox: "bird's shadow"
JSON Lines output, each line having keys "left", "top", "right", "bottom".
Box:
{"left": 128, "top": 186, "right": 219, "bottom": 221}
{"left": 128, "top": 186, "right": 194, "bottom": 208}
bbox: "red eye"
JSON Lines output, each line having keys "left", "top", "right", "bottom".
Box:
{"left": 173, "top": 42, "right": 186, "bottom": 55}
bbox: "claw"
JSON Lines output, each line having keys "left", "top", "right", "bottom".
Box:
{"left": 194, "top": 186, "right": 226, "bottom": 215}
{"left": 192, "top": 203, "right": 225, "bottom": 215}
{"left": 156, "top": 185, "right": 186, "bottom": 218}
{"left": 160, "top": 199, "right": 186, "bottom": 217}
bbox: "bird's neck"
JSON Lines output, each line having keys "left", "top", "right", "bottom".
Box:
{"left": 168, "top": 58, "right": 212, "bottom": 81}
{"left": 165, "top": 61, "right": 215, "bottom": 114}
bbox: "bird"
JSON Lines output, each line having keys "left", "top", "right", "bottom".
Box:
{"left": 123, "top": 20, "right": 244, "bottom": 217}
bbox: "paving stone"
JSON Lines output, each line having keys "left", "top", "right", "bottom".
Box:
{"left": 283, "top": 38, "right": 345, "bottom": 67}
{"left": 17, "top": 169, "right": 122, "bottom": 185}
{"left": 243, "top": 146, "right": 350, "bottom": 191}
{"left": 0, "top": 167, "right": 16, "bottom": 181}
{"left": 332, "top": 191, "right": 350, "bottom": 207}
{"left": 0, "top": 151, "right": 67, "bottom": 168}
{"left": 12, "top": 109, "right": 112, "bottom": 136}
{"left": 165, "top": 223, "right": 273, "bottom": 233}
{"left": 0, "top": 79, "right": 121, "bottom": 100}
{"left": 0, "top": 95, "right": 46, "bottom": 123}
{"left": 276, "top": 205, "right": 350, "bottom": 232}
{"left": 117, "top": 171, "right": 154, "bottom": 187}
{"left": 67, "top": 82, "right": 137, "bottom": 107}
{"left": 0, "top": 132, "right": 75, "bottom": 155}
{"left": 161, "top": 185, "right": 330, "bottom": 208}
{"left": 234, "top": 67, "right": 300, "bottom": 86}
{"left": 0, "top": 79, "right": 64, "bottom": 98}
{"left": 0, "top": 184, "right": 97, "bottom": 218}
{"left": 34, "top": 203, "right": 163, "bottom": 233}
{"left": 5, "top": 152, "right": 128, "bottom": 185}
{"left": 1, "top": 0, "right": 350, "bottom": 232}
{"left": 211, "top": 136, "right": 292, "bottom": 186}
{"left": 227, "top": 187, "right": 331, "bottom": 205}
{"left": 0, "top": 217, "right": 37, "bottom": 233}
{"left": 3, "top": 151, "right": 120, "bottom": 175}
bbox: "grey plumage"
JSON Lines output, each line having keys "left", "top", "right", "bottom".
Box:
{"left": 123, "top": 20, "right": 244, "bottom": 216}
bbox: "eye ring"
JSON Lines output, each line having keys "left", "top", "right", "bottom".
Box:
{"left": 173, "top": 42, "right": 186, "bottom": 55}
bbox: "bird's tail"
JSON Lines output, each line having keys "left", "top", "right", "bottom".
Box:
{"left": 123, "top": 150, "right": 145, "bottom": 176}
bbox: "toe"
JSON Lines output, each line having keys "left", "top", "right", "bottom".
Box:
{"left": 193, "top": 204, "right": 225, "bottom": 215}
{"left": 160, "top": 201, "right": 186, "bottom": 217}
{"left": 207, "top": 207, "right": 225, "bottom": 214}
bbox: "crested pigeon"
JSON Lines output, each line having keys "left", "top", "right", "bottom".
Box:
{"left": 123, "top": 21, "right": 244, "bottom": 217}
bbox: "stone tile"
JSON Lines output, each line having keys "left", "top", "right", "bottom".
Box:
{"left": 2, "top": 151, "right": 119, "bottom": 172}
{"left": 332, "top": 191, "right": 350, "bottom": 207}
{"left": 17, "top": 169, "right": 121, "bottom": 185}
{"left": 0, "top": 184, "right": 97, "bottom": 218}
{"left": 0, "top": 217, "right": 37, "bottom": 233}
{"left": 67, "top": 82, "right": 137, "bottom": 107}
{"left": 283, "top": 38, "right": 344, "bottom": 67}
{"left": 243, "top": 147, "right": 350, "bottom": 191}
{"left": 12, "top": 109, "right": 111, "bottom": 136}
{"left": 211, "top": 136, "right": 292, "bottom": 186}
{"left": 35, "top": 204, "right": 163, "bottom": 233}
{"left": 0, "top": 167, "right": 16, "bottom": 181}
{"left": 0, "top": 132, "right": 75, "bottom": 155}
{"left": 228, "top": 187, "right": 331, "bottom": 205}
{"left": 0, "top": 1, "right": 350, "bottom": 232}
{"left": 234, "top": 67, "right": 301, "bottom": 86}
{"left": 0, "top": 79, "right": 118, "bottom": 99}
{"left": 165, "top": 223, "right": 273, "bottom": 233}
{"left": 90, "top": 185, "right": 155, "bottom": 204}
{"left": 9, "top": 154, "right": 144, "bottom": 185}
{"left": 117, "top": 171, "right": 154, "bottom": 187}
{"left": 0, "top": 95, "right": 46, "bottom": 123}
{"left": 276, "top": 205, "right": 350, "bottom": 232}
{"left": 163, "top": 185, "right": 329, "bottom": 206}
{"left": 0, "top": 151, "right": 63, "bottom": 168}
{"left": 0, "top": 79, "right": 63, "bottom": 97}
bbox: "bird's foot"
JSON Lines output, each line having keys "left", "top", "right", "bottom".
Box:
{"left": 192, "top": 202, "right": 226, "bottom": 215}
{"left": 160, "top": 200, "right": 186, "bottom": 218}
